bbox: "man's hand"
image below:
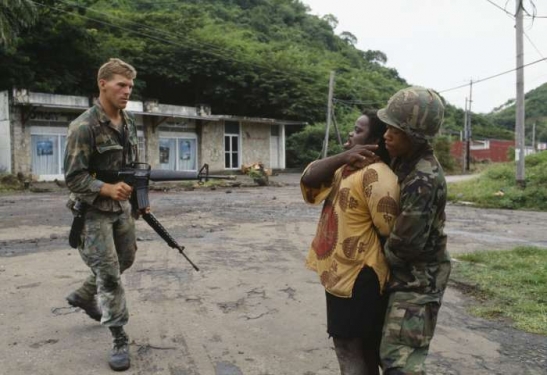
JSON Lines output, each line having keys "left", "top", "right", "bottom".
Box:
{"left": 344, "top": 144, "right": 380, "bottom": 169}
{"left": 132, "top": 206, "right": 151, "bottom": 219}
{"left": 99, "top": 182, "right": 133, "bottom": 201}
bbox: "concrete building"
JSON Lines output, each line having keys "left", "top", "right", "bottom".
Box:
{"left": 0, "top": 89, "right": 305, "bottom": 181}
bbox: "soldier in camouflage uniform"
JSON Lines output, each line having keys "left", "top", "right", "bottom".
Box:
{"left": 377, "top": 87, "right": 451, "bottom": 375}
{"left": 64, "top": 58, "right": 140, "bottom": 372}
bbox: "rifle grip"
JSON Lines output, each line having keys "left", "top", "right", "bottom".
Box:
{"left": 134, "top": 185, "right": 150, "bottom": 210}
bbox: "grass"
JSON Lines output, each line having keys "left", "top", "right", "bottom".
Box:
{"left": 448, "top": 151, "right": 547, "bottom": 210}
{"left": 451, "top": 246, "right": 547, "bottom": 335}
{"left": 0, "top": 173, "right": 23, "bottom": 193}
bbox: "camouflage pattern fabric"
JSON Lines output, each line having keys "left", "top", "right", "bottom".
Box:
{"left": 377, "top": 87, "right": 444, "bottom": 141}
{"left": 64, "top": 102, "right": 139, "bottom": 327}
{"left": 380, "top": 144, "right": 450, "bottom": 374}
{"left": 383, "top": 144, "right": 451, "bottom": 299}
{"left": 75, "top": 205, "right": 137, "bottom": 326}
{"left": 380, "top": 292, "right": 440, "bottom": 375}
{"left": 64, "top": 102, "right": 138, "bottom": 212}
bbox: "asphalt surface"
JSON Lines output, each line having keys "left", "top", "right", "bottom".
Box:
{"left": 0, "top": 174, "right": 545, "bottom": 374}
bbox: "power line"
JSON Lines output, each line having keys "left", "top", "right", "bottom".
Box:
{"left": 484, "top": 0, "right": 547, "bottom": 66}
{"left": 524, "top": 32, "right": 547, "bottom": 62}
{"left": 56, "top": 0, "right": 248, "bottom": 63}
{"left": 31, "top": 0, "right": 322, "bottom": 83}
{"left": 485, "top": 0, "right": 514, "bottom": 16}
{"left": 439, "top": 57, "right": 547, "bottom": 94}
{"left": 333, "top": 98, "right": 385, "bottom": 106}
{"left": 485, "top": 0, "right": 547, "bottom": 18}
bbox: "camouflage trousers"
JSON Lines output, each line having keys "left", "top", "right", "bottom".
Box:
{"left": 74, "top": 205, "right": 137, "bottom": 327}
{"left": 380, "top": 292, "right": 441, "bottom": 375}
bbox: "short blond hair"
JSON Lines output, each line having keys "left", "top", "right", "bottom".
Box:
{"left": 97, "top": 58, "right": 137, "bottom": 83}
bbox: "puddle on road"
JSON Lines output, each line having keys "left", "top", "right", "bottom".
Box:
{"left": 215, "top": 361, "right": 243, "bottom": 375}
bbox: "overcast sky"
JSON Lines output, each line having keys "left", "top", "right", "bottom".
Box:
{"left": 301, "top": 0, "right": 547, "bottom": 113}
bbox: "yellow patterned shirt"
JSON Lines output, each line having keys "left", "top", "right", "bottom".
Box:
{"left": 302, "top": 162, "right": 400, "bottom": 297}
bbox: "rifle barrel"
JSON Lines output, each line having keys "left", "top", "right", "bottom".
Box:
{"left": 149, "top": 170, "right": 199, "bottom": 181}
{"left": 204, "top": 175, "right": 236, "bottom": 180}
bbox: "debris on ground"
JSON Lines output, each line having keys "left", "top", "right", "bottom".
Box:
{"left": 241, "top": 162, "right": 270, "bottom": 186}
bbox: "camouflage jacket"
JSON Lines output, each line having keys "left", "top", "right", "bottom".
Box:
{"left": 384, "top": 144, "right": 451, "bottom": 302}
{"left": 64, "top": 102, "right": 139, "bottom": 212}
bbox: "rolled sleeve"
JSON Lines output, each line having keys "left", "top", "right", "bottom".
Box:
{"left": 64, "top": 124, "right": 103, "bottom": 204}
{"left": 300, "top": 161, "right": 334, "bottom": 205}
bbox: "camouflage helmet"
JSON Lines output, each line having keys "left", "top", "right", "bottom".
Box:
{"left": 378, "top": 86, "right": 444, "bottom": 140}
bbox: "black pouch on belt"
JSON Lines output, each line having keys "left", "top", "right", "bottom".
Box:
{"left": 69, "top": 200, "right": 87, "bottom": 249}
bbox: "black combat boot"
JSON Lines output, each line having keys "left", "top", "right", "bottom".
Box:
{"left": 66, "top": 291, "right": 102, "bottom": 322}
{"left": 109, "top": 326, "right": 130, "bottom": 371}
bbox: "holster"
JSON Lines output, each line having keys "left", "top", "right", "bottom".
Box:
{"left": 69, "top": 200, "right": 87, "bottom": 249}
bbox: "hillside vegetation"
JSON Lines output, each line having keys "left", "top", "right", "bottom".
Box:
{"left": 488, "top": 83, "right": 547, "bottom": 144}
{"left": 0, "top": 0, "right": 406, "bottom": 122}
{"left": 2, "top": 0, "right": 536, "bottom": 168}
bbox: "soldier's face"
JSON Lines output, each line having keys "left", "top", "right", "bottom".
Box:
{"left": 99, "top": 74, "right": 134, "bottom": 110}
{"left": 344, "top": 115, "right": 374, "bottom": 150}
{"left": 384, "top": 125, "right": 413, "bottom": 158}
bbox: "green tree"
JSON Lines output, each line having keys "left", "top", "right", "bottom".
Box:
{"left": 0, "top": 0, "right": 37, "bottom": 46}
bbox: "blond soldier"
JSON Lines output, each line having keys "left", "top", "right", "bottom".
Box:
{"left": 64, "top": 58, "right": 140, "bottom": 371}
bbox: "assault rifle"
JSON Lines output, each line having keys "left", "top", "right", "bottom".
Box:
{"left": 92, "top": 162, "right": 234, "bottom": 271}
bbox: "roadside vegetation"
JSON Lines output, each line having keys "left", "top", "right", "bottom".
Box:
{"left": 0, "top": 174, "right": 24, "bottom": 193}
{"left": 448, "top": 151, "right": 547, "bottom": 210}
{"left": 451, "top": 246, "right": 547, "bottom": 335}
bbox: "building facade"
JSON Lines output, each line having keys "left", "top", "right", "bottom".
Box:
{"left": 0, "top": 89, "right": 304, "bottom": 181}
{"left": 451, "top": 139, "right": 514, "bottom": 164}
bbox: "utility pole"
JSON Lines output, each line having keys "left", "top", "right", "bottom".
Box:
{"left": 331, "top": 111, "right": 343, "bottom": 146}
{"left": 532, "top": 122, "right": 536, "bottom": 152}
{"left": 515, "top": 0, "right": 526, "bottom": 187}
{"left": 466, "top": 81, "right": 473, "bottom": 172}
{"left": 462, "top": 97, "right": 468, "bottom": 173}
{"left": 323, "top": 71, "right": 335, "bottom": 158}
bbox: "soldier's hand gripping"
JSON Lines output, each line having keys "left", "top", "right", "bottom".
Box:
{"left": 344, "top": 144, "right": 380, "bottom": 170}
{"left": 100, "top": 182, "right": 133, "bottom": 201}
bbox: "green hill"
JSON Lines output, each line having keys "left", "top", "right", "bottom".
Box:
{"left": 487, "top": 83, "right": 547, "bottom": 143}
{"left": 3, "top": 0, "right": 535, "bottom": 169}
{"left": 0, "top": 0, "right": 406, "bottom": 122}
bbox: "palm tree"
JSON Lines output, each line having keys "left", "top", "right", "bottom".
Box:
{"left": 0, "top": 0, "right": 37, "bottom": 46}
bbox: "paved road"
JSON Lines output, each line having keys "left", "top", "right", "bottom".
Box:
{"left": 0, "top": 174, "right": 545, "bottom": 374}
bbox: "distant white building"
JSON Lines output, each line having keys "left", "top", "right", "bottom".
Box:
{"left": 0, "top": 89, "right": 305, "bottom": 181}
{"left": 515, "top": 147, "right": 547, "bottom": 161}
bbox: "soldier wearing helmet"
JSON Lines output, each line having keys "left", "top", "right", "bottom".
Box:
{"left": 377, "top": 87, "right": 451, "bottom": 375}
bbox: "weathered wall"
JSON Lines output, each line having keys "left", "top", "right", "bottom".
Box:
{"left": 241, "top": 122, "right": 270, "bottom": 167}
{"left": 143, "top": 117, "right": 160, "bottom": 167}
{"left": 0, "top": 91, "right": 11, "bottom": 173}
{"left": 11, "top": 107, "right": 31, "bottom": 175}
{"left": 200, "top": 120, "right": 225, "bottom": 172}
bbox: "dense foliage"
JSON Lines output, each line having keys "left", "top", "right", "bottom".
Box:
{"left": 487, "top": 83, "right": 547, "bottom": 143}
{"left": 0, "top": 0, "right": 37, "bottom": 46}
{"left": 0, "top": 0, "right": 406, "bottom": 122}
{"left": 4, "top": 0, "right": 543, "bottom": 169}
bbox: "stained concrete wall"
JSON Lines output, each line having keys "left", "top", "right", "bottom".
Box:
{"left": 0, "top": 91, "right": 11, "bottom": 173}
{"left": 200, "top": 121, "right": 225, "bottom": 172}
{"left": 11, "top": 107, "right": 31, "bottom": 175}
{"left": 241, "top": 122, "right": 270, "bottom": 168}
{"left": 143, "top": 117, "right": 160, "bottom": 167}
